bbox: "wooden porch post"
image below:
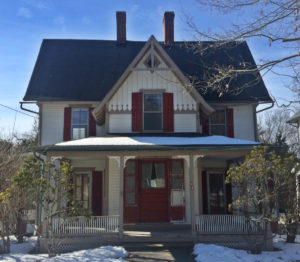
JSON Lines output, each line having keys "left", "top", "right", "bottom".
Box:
{"left": 189, "top": 155, "right": 196, "bottom": 236}
{"left": 119, "top": 155, "right": 124, "bottom": 237}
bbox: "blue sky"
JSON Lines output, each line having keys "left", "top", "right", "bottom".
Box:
{"left": 0, "top": 0, "right": 294, "bottom": 136}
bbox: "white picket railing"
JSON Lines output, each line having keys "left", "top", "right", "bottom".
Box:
{"left": 51, "top": 215, "right": 119, "bottom": 236}
{"left": 195, "top": 215, "right": 265, "bottom": 234}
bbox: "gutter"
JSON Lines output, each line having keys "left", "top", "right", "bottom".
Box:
{"left": 256, "top": 101, "right": 274, "bottom": 113}
{"left": 19, "top": 101, "right": 39, "bottom": 115}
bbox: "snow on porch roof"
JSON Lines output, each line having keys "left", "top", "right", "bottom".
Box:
{"left": 56, "top": 136, "right": 260, "bottom": 147}
{"left": 37, "top": 136, "right": 260, "bottom": 153}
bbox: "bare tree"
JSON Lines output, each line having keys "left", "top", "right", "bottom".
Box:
{"left": 258, "top": 109, "right": 299, "bottom": 155}
{"left": 184, "top": 0, "right": 300, "bottom": 106}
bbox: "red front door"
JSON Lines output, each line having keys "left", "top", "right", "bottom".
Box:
{"left": 139, "top": 160, "right": 169, "bottom": 222}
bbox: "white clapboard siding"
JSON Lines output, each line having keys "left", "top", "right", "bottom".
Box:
{"left": 108, "top": 157, "right": 120, "bottom": 216}
{"left": 109, "top": 114, "right": 132, "bottom": 133}
{"left": 233, "top": 105, "right": 255, "bottom": 141}
{"left": 174, "top": 114, "right": 197, "bottom": 132}
{"left": 41, "top": 103, "right": 65, "bottom": 146}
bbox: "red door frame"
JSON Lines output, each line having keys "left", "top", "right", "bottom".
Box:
{"left": 124, "top": 158, "right": 185, "bottom": 223}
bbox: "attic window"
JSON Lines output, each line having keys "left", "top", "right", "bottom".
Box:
{"left": 144, "top": 55, "right": 160, "bottom": 69}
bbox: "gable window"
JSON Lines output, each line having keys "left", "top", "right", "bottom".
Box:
{"left": 72, "top": 108, "right": 89, "bottom": 139}
{"left": 143, "top": 93, "right": 163, "bottom": 131}
{"left": 74, "top": 173, "right": 90, "bottom": 210}
{"left": 210, "top": 110, "right": 226, "bottom": 136}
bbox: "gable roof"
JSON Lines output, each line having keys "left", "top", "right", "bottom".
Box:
{"left": 23, "top": 38, "right": 272, "bottom": 103}
{"left": 93, "top": 36, "right": 214, "bottom": 120}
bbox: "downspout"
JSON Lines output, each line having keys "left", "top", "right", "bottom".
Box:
{"left": 34, "top": 152, "right": 45, "bottom": 252}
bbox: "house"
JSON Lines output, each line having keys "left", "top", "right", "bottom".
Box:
{"left": 22, "top": 11, "right": 273, "bottom": 250}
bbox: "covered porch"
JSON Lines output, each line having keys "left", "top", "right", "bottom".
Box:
{"left": 39, "top": 136, "right": 270, "bottom": 251}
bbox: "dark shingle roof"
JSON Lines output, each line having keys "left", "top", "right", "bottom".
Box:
{"left": 23, "top": 39, "right": 272, "bottom": 103}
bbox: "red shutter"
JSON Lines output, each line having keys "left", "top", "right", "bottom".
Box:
{"left": 163, "top": 93, "right": 174, "bottom": 132}
{"left": 202, "top": 171, "right": 208, "bottom": 214}
{"left": 63, "top": 107, "right": 72, "bottom": 141}
{"left": 202, "top": 118, "right": 209, "bottom": 136}
{"left": 132, "top": 93, "right": 143, "bottom": 132}
{"left": 89, "top": 108, "right": 96, "bottom": 137}
{"left": 226, "top": 108, "right": 234, "bottom": 138}
{"left": 92, "top": 171, "right": 103, "bottom": 216}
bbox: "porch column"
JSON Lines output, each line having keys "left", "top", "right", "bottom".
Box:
{"left": 119, "top": 155, "right": 124, "bottom": 237}
{"left": 189, "top": 155, "right": 196, "bottom": 236}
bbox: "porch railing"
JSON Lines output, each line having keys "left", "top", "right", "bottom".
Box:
{"left": 195, "top": 215, "right": 266, "bottom": 234}
{"left": 51, "top": 215, "right": 119, "bottom": 236}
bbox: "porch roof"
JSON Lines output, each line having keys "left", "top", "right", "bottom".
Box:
{"left": 37, "top": 136, "right": 260, "bottom": 152}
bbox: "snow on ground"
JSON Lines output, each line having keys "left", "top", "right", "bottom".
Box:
{"left": 194, "top": 235, "right": 300, "bottom": 262}
{"left": 0, "top": 236, "right": 128, "bottom": 262}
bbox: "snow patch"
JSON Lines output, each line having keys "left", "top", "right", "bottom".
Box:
{"left": 1, "top": 237, "right": 128, "bottom": 262}
{"left": 193, "top": 235, "right": 300, "bottom": 262}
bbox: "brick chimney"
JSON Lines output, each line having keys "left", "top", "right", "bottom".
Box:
{"left": 116, "top": 11, "right": 126, "bottom": 43}
{"left": 163, "top": 11, "right": 175, "bottom": 45}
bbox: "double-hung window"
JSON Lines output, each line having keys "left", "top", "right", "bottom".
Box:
{"left": 143, "top": 93, "right": 163, "bottom": 131}
{"left": 71, "top": 108, "right": 89, "bottom": 140}
{"left": 210, "top": 110, "right": 226, "bottom": 136}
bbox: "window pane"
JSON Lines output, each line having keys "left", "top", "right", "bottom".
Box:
{"left": 210, "top": 111, "right": 225, "bottom": 125}
{"left": 126, "top": 192, "right": 136, "bottom": 206}
{"left": 72, "top": 109, "right": 88, "bottom": 125}
{"left": 172, "top": 175, "right": 183, "bottom": 189}
{"left": 72, "top": 127, "right": 87, "bottom": 140}
{"left": 144, "top": 94, "right": 162, "bottom": 112}
{"left": 142, "top": 163, "right": 165, "bottom": 189}
{"left": 144, "top": 113, "right": 162, "bottom": 131}
{"left": 210, "top": 125, "right": 226, "bottom": 136}
{"left": 126, "top": 176, "right": 135, "bottom": 190}
{"left": 126, "top": 161, "right": 136, "bottom": 175}
{"left": 171, "top": 191, "right": 184, "bottom": 206}
{"left": 171, "top": 161, "right": 183, "bottom": 175}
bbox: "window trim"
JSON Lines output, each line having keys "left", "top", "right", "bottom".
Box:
{"left": 143, "top": 93, "right": 163, "bottom": 132}
{"left": 209, "top": 109, "right": 227, "bottom": 136}
{"left": 71, "top": 108, "right": 89, "bottom": 140}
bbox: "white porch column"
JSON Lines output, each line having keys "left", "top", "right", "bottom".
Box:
{"left": 189, "top": 155, "right": 196, "bottom": 236}
{"left": 119, "top": 155, "right": 124, "bottom": 237}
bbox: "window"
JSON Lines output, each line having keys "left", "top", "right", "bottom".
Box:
{"left": 143, "top": 93, "right": 163, "bottom": 131}
{"left": 207, "top": 172, "right": 226, "bottom": 214}
{"left": 72, "top": 108, "right": 89, "bottom": 140}
{"left": 74, "top": 173, "right": 90, "bottom": 209}
{"left": 142, "top": 162, "right": 165, "bottom": 188}
{"left": 210, "top": 110, "right": 226, "bottom": 136}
